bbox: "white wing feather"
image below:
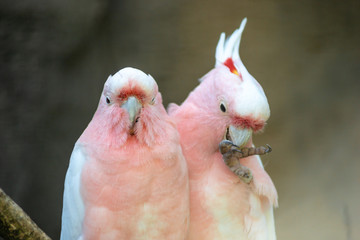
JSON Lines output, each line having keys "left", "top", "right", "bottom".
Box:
{"left": 257, "top": 155, "right": 277, "bottom": 240}
{"left": 249, "top": 156, "right": 277, "bottom": 240}
{"left": 265, "top": 205, "right": 277, "bottom": 240}
{"left": 61, "top": 144, "right": 87, "bottom": 240}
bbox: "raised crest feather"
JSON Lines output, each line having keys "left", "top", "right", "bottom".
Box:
{"left": 215, "top": 18, "right": 247, "bottom": 67}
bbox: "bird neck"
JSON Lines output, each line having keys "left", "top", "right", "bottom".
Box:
{"left": 174, "top": 101, "right": 225, "bottom": 177}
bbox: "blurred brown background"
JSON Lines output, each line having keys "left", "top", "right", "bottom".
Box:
{"left": 1, "top": 0, "right": 359, "bottom": 239}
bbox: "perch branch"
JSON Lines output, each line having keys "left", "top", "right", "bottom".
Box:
{"left": 0, "top": 188, "right": 51, "bottom": 240}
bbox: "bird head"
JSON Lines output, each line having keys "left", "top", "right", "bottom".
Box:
{"left": 100, "top": 67, "right": 159, "bottom": 137}
{"left": 190, "top": 18, "right": 270, "bottom": 150}
{"left": 81, "top": 67, "right": 174, "bottom": 148}
{"left": 214, "top": 18, "right": 270, "bottom": 148}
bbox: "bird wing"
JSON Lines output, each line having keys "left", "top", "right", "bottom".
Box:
{"left": 60, "top": 144, "right": 87, "bottom": 240}
{"left": 265, "top": 204, "right": 276, "bottom": 240}
{"left": 244, "top": 155, "right": 277, "bottom": 240}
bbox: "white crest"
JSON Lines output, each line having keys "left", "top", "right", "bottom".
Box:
{"left": 104, "top": 67, "right": 157, "bottom": 99}
{"left": 215, "top": 18, "right": 247, "bottom": 67}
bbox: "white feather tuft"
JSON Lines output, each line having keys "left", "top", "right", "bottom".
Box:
{"left": 105, "top": 67, "right": 157, "bottom": 99}
{"left": 215, "top": 33, "right": 225, "bottom": 64}
{"left": 215, "top": 18, "right": 247, "bottom": 67}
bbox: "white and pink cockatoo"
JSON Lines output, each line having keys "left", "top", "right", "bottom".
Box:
{"left": 61, "top": 67, "right": 189, "bottom": 240}
{"left": 169, "top": 18, "right": 278, "bottom": 240}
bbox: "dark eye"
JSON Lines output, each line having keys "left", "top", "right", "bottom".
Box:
{"left": 106, "top": 97, "right": 111, "bottom": 104}
{"left": 220, "top": 103, "right": 226, "bottom": 112}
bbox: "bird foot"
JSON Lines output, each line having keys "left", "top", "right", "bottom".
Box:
{"left": 230, "top": 164, "right": 253, "bottom": 184}
{"left": 219, "top": 140, "right": 272, "bottom": 184}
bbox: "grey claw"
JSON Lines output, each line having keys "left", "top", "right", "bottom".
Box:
{"left": 265, "top": 144, "right": 272, "bottom": 153}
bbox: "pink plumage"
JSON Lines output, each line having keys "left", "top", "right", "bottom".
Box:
{"left": 169, "top": 18, "right": 277, "bottom": 240}
{"left": 61, "top": 67, "right": 189, "bottom": 240}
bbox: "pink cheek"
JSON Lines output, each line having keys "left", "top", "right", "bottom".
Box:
{"left": 231, "top": 116, "right": 265, "bottom": 132}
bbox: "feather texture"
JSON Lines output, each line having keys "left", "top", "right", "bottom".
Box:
{"left": 215, "top": 18, "right": 247, "bottom": 66}
{"left": 170, "top": 19, "right": 277, "bottom": 240}
{"left": 61, "top": 145, "right": 86, "bottom": 240}
{"left": 61, "top": 67, "right": 189, "bottom": 239}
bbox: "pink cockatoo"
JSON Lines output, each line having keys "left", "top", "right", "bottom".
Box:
{"left": 61, "top": 67, "right": 189, "bottom": 240}
{"left": 169, "top": 18, "right": 278, "bottom": 240}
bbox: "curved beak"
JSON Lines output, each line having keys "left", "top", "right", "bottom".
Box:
{"left": 121, "top": 96, "right": 142, "bottom": 130}
{"left": 224, "top": 125, "right": 252, "bottom": 148}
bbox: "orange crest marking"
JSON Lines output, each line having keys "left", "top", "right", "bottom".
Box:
{"left": 224, "top": 58, "right": 242, "bottom": 80}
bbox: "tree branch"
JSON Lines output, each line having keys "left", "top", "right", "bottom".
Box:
{"left": 0, "top": 188, "right": 51, "bottom": 240}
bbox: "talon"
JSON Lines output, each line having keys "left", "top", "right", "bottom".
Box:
{"left": 239, "top": 171, "right": 253, "bottom": 184}
{"left": 219, "top": 139, "right": 271, "bottom": 185}
{"left": 231, "top": 165, "right": 253, "bottom": 184}
{"left": 265, "top": 144, "right": 272, "bottom": 153}
{"left": 219, "top": 140, "right": 239, "bottom": 154}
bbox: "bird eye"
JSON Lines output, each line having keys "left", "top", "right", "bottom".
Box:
{"left": 106, "top": 96, "right": 111, "bottom": 104}
{"left": 220, "top": 103, "right": 226, "bottom": 112}
{"left": 151, "top": 96, "right": 155, "bottom": 104}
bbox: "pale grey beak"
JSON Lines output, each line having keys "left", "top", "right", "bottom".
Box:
{"left": 121, "top": 96, "right": 142, "bottom": 128}
{"left": 224, "top": 125, "right": 252, "bottom": 148}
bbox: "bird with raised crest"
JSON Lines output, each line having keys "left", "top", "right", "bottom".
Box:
{"left": 169, "top": 18, "right": 278, "bottom": 240}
